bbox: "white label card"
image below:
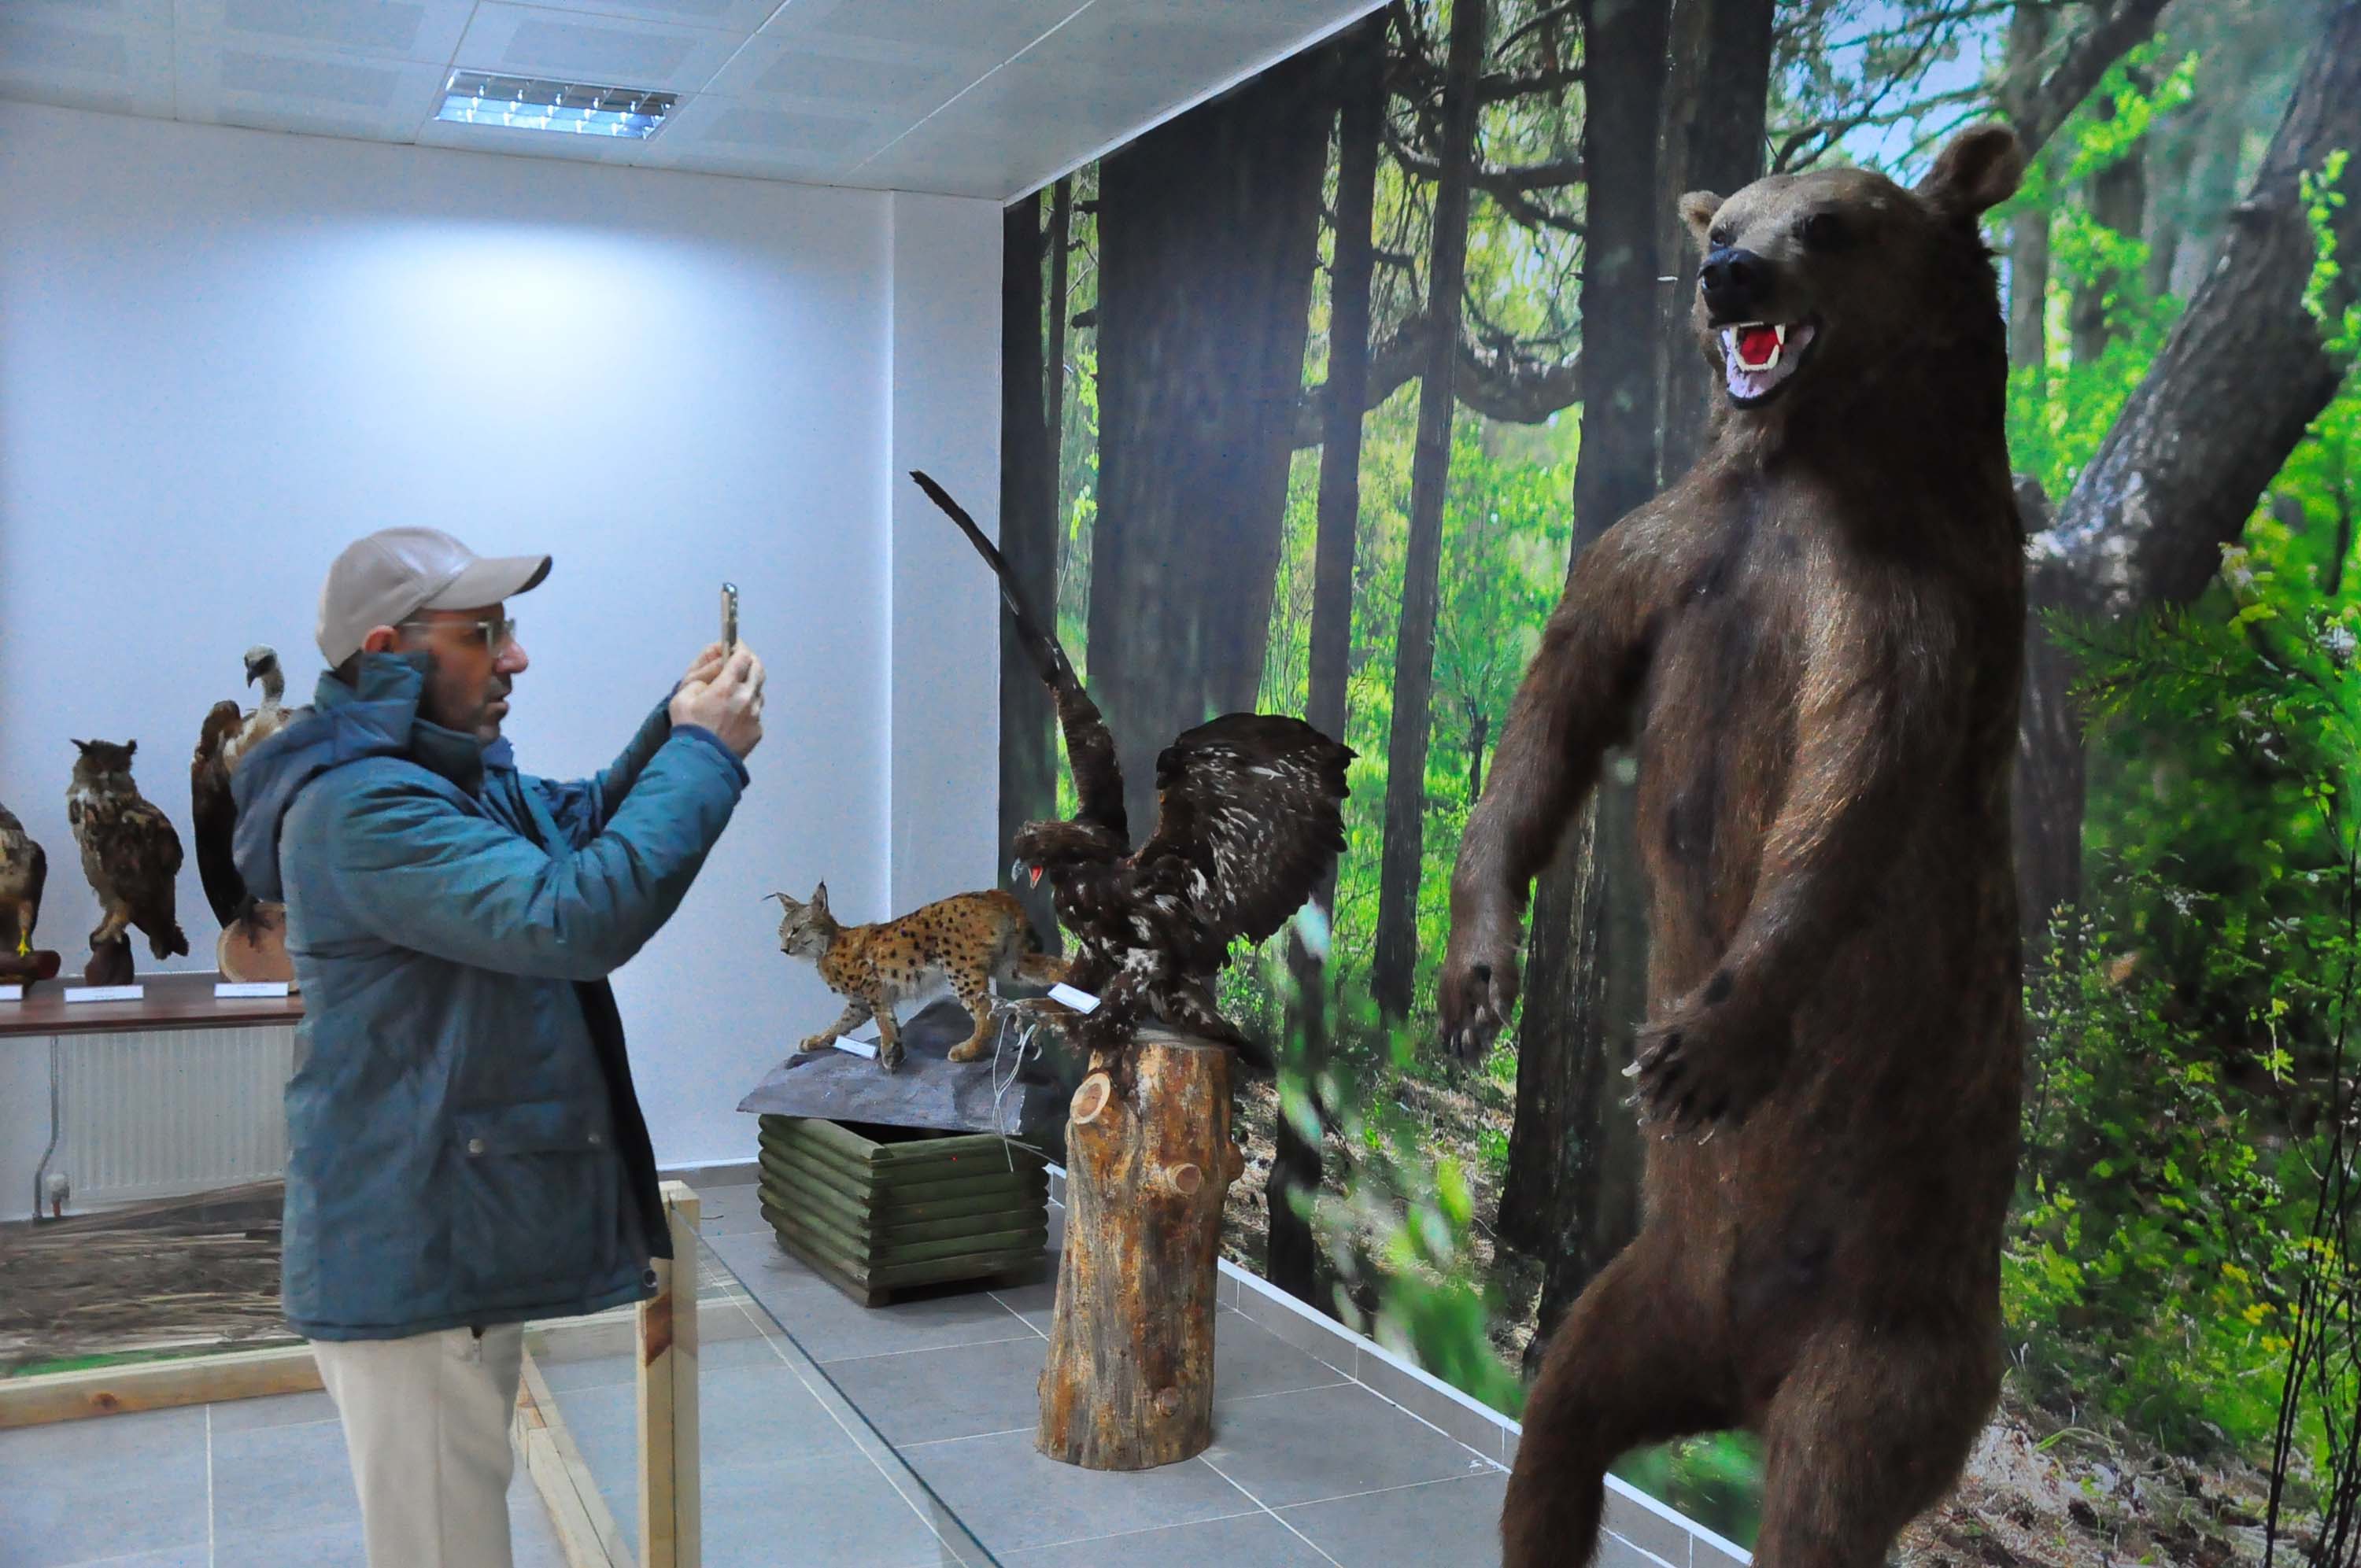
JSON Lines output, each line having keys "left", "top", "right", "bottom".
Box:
{"left": 65, "top": 985, "right": 144, "bottom": 1003}
{"left": 833, "top": 1036, "right": 879, "bottom": 1059}
{"left": 216, "top": 981, "right": 292, "bottom": 998}
{"left": 0, "top": 985, "right": 21, "bottom": 1002}
{"left": 1048, "top": 983, "right": 1102, "bottom": 1014}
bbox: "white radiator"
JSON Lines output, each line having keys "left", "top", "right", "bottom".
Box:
{"left": 52, "top": 1024, "right": 299, "bottom": 1207}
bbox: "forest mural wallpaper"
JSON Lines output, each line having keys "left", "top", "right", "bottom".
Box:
{"left": 996, "top": 1, "right": 2361, "bottom": 1559}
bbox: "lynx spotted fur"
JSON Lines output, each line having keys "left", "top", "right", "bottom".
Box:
{"left": 770, "top": 883, "right": 1065, "bottom": 1072}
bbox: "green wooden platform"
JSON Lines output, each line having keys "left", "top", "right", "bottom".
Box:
{"left": 756, "top": 1116, "right": 1050, "bottom": 1306}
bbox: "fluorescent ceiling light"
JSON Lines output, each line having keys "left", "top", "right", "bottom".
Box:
{"left": 437, "top": 72, "right": 674, "bottom": 139}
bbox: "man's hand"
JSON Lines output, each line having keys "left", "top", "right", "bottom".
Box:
{"left": 679, "top": 641, "right": 728, "bottom": 690}
{"left": 671, "top": 645, "right": 766, "bottom": 760}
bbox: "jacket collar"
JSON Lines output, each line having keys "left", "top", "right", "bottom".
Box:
{"left": 313, "top": 652, "right": 513, "bottom": 795}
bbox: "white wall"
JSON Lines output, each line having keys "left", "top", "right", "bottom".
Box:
{"left": 0, "top": 102, "right": 1001, "bottom": 1190}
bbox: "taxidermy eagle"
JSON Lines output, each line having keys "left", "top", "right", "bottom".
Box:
{"left": 911, "top": 470, "right": 1353, "bottom": 1075}
{"left": 68, "top": 739, "right": 189, "bottom": 961}
{"left": 191, "top": 646, "right": 292, "bottom": 928}
{"left": 0, "top": 803, "right": 46, "bottom": 958}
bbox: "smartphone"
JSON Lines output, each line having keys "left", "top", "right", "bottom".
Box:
{"left": 720, "top": 582, "right": 739, "bottom": 651}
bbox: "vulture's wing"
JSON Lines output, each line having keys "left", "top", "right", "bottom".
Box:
{"left": 226, "top": 702, "right": 293, "bottom": 773}
{"left": 28, "top": 839, "right": 44, "bottom": 929}
{"left": 192, "top": 701, "right": 245, "bottom": 925}
{"left": 911, "top": 470, "right": 1128, "bottom": 843}
{"left": 1132, "top": 714, "right": 1354, "bottom": 950}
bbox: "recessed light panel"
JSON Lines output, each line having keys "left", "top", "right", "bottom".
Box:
{"left": 435, "top": 69, "right": 673, "bottom": 138}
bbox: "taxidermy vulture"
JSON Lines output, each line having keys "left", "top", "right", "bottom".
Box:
{"left": 911, "top": 470, "right": 1353, "bottom": 1075}
{"left": 68, "top": 740, "right": 189, "bottom": 960}
{"left": 191, "top": 646, "right": 292, "bottom": 928}
{"left": 0, "top": 803, "right": 46, "bottom": 957}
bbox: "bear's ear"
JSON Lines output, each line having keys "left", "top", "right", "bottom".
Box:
{"left": 1679, "top": 190, "right": 1725, "bottom": 251}
{"left": 1916, "top": 124, "right": 2024, "bottom": 222}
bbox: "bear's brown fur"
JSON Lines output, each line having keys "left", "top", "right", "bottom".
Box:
{"left": 1437, "top": 124, "right": 2030, "bottom": 1568}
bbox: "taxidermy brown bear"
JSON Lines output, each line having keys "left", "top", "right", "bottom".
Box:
{"left": 1438, "top": 124, "right": 2030, "bottom": 1568}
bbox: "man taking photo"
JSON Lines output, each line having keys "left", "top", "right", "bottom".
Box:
{"left": 232, "top": 526, "right": 764, "bottom": 1567}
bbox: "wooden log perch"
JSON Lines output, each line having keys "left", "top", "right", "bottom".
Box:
{"left": 1037, "top": 1028, "right": 1243, "bottom": 1470}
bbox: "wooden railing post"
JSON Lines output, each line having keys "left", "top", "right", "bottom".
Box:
{"left": 637, "top": 1181, "right": 700, "bottom": 1568}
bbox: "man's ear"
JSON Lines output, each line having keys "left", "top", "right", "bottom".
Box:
{"left": 360, "top": 625, "right": 400, "bottom": 655}
{"left": 1679, "top": 190, "right": 1725, "bottom": 252}
{"left": 1916, "top": 124, "right": 2025, "bottom": 222}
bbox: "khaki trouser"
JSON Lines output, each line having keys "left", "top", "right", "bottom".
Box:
{"left": 312, "top": 1323, "right": 526, "bottom": 1568}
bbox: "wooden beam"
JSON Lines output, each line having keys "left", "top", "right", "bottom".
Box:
{"left": 638, "top": 1181, "right": 701, "bottom": 1568}
{"left": 0, "top": 1341, "right": 320, "bottom": 1428}
{"left": 515, "top": 1348, "right": 630, "bottom": 1568}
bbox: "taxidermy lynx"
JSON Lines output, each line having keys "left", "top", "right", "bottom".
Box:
{"left": 770, "top": 883, "right": 1066, "bottom": 1072}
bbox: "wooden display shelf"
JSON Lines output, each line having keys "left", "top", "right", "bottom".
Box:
{"left": 0, "top": 972, "right": 303, "bottom": 1039}
{"left": 756, "top": 1114, "right": 1048, "bottom": 1307}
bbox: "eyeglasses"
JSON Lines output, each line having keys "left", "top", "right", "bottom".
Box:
{"left": 399, "top": 615, "right": 518, "bottom": 653}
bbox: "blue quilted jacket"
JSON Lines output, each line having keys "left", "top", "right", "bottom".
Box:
{"left": 231, "top": 651, "right": 747, "bottom": 1340}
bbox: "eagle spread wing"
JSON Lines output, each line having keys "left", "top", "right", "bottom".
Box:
{"left": 191, "top": 700, "right": 245, "bottom": 926}
{"left": 1133, "top": 714, "right": 1354, "bottom": 952}
{"left": 911, "top": 470, "right": 1127, "bottom": 842}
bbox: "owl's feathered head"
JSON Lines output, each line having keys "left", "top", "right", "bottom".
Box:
{"left": 69, "top": 739, "right": 139, "bottom": 789}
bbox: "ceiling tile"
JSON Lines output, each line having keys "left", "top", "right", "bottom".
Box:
{"left": 700, "top": 31, "right": 988, "bottom": 119}
{"left": 174, "top": 29, "right": 447, "bottom": 140}
{"left": 1018, "top": 0, "right": 1336, "bottom": 84}
{"left": 762, "top": 0, "right": 1088, "bottom": 61}
{"left": 538, "top": 0, "right": 783, "bottom": 35}
{"left": 644, "top": 90, "right": 896, "bottom": 172}
{"left": 171, "top": 0, "right": 476, "bottom": 65}
{"left": 0, "top": 8, "right": 175, "bottom": 118}
{"left": 452, "top": 2, "right": 745, "bottom": 94}
{"left": 10, "top": 0, "right": 175, "bottom": 31}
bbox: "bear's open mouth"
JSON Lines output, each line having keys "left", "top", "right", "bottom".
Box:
{"left": 1720, "top": 318, "right": 1819, "bottom": 406}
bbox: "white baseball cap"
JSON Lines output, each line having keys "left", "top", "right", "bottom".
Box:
{"left": 317, "top": 527, "right": 551, "bottom": 667}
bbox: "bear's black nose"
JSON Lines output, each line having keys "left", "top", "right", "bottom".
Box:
{"left": 1699, "top": 246, "right": 1771, "bottom": 319}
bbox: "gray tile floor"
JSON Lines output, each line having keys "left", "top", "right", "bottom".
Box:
{"left": 694, "top": 1181, "right": 1513, "bottom": 1566}
{"left": 2, "top": 1180, "right": 1513, "bottom": 1567}
{"left": 0, "top": 1383, "right": 569, "bottom": 1568}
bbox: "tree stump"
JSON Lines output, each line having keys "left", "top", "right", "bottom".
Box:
{"left": 83, "top": 936, "right": 133, "bottom": 987}
{"left": 218, "top": 902, "right": 297, "bottom": 989}
{"left": 1037, "top": 1028, "right": 1245, "bottom": 1470}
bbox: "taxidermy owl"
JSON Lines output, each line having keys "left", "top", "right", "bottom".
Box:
{"left": 912, "top": 471, "right": 1354, "bottom": 1077}
{"left": 191, "top": 645, "right": 293, "bottom": 928}
{"left": 0, "top": 803, "right": 47, "bottom": 959}
{"left": 68, "top": 740, "right": 189, "bottom": 961}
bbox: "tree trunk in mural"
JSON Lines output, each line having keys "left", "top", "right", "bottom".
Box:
{"left": 1270, "top": 13, "right": 1387, "bottom": 1311}
{"left": 999, "top": 193, "right": 1060, "bottom": 949}
{"left": 1371, "top": 0, "right": 1489, "bottom": 1021}
{"left": 1656, "top": 0, "right": 1774, "bottom": 485}
{"left": 1502, "top": 0, "right": 1672, "bottom": 1313}
{"left": 2070, "top": 88, "right": 2149, "bottom": 369}
{"left": 1088, "top": 50, "right": 1337, "bottom": 842}
{"left": 2005, "top": 3, "right": 2053, "bottom": 393}
{"left": 1045, "top": 177, "right": 1074, "bottom": 515}
{"left": 2015, "top": 2, "right": 2361, "bottom": 951}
